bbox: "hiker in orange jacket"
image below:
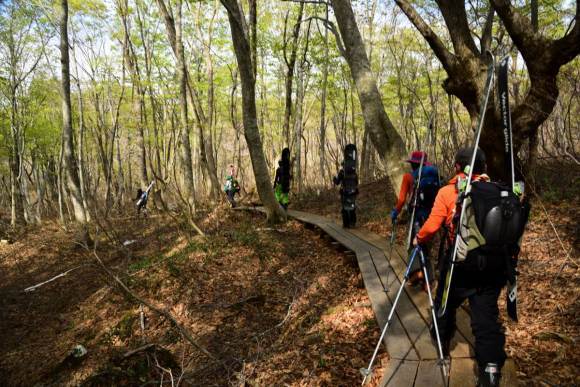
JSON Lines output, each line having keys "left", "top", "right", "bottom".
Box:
{"left": 391, "top": 151, "right": 429, "bottom": 221}
{"left": 413, "top": 147, "right": 505, "bottom": 387}
{"left": 391, "top": 151, "right": 440, "bottom": 291}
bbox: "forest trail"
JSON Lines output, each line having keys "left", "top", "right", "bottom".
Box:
{"left": 244, "top": 207, "right": 515, "bottom": 386}
{"left": 293, "top": 171, "right": 578, "bottom": 386}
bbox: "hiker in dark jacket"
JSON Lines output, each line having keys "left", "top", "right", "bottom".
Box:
{"left": 273, "top": 147, "right": 291, "bottom": 210}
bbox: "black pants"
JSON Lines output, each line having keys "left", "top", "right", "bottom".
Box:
{"left": 341, "top": 193, "right": 356, "bottom": 228}
{"left": 226, "top": 190, "right": 237, "bottom": 207}
{"left": 434, "top": 263, "right": 506, "bottom": 368}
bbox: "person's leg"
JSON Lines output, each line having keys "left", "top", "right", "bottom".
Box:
{"left": 282, "top": 192, "right": 289, "bottom": 210}
{"left": 431, "top": 286, "right": 471, "bottom": 356}
{"left": 274, "top": 185, "right": 282, "bottom": 205}
{"left": 226, "top": 190, "right": 235, "bottom": 207}
{"left": 469, "top": 285, "right": 505, "bottom": 386}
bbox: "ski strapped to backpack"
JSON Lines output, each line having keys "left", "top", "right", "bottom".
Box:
{"left": 498, "top": 56, "right": 530, "bottom": 321}
{"left": 438, "top": 52, "right": 496, "bottom": 318}
{"left": 343, "top": 144, "right": 358, "bottom": 196}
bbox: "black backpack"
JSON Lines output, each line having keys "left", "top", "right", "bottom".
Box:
{"left": 456, "top": 181, "right": 530, "bottom": 270}
{"left": 343, "top": 144, "right": 358, "bottom": 195}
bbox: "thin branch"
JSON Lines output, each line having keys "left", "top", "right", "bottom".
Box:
{"left": 280, "top": 0, "right": 329, "bottom": 4}
{"left": 394, "top": 0, "right": 457, "bottom": 74}
{"left": 302, "top": 16, "right": 346, "bottom": 57}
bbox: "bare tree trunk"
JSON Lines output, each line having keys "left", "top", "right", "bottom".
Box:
{"left": 318, "top": 4, "right": 329, "bottom": 186}
{"left": 221, "top": 0, "right": 286, "bottom": 222}
{"left": 118, "top": 0, "right": 148, "bottom": 188}
{"left": 156, "top": 0, "right": 196, "bottom": 208}
{"left": 174, "top": 1, "right": 196, "bottom": 209}
{"left": 9, "top": 87, "right": 25, "bottom": 226}
{"left": 60, "top": 0, "right": 88, "bottom": 227}
{"left": 282, "top": 2, "right": 304, "bottom": 147}
{"left": 193, "top": 1, "right": 221, "bottom": 200}
{"left": 330, "top": 0, "right": 407, "bottom": 194}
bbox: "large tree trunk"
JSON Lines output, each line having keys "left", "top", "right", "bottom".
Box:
{"left": 60, "top": 0, "right": 88, "bottom": 227}
{"left": 330, "top": 0, "right": 407, "bottom": 194}
{"left": 396, "top": 0, "right": 580, "bottom": 179}
{"left": 221, "top": 0, "right": 286, "bottom": 222}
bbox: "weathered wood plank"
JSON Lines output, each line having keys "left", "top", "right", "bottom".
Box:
{"left": 414, "top": 360, "right": 447, "bottom": 387}
{"left": 380, "top": 359, "right": 419, "bottom": 387}
{"left": 358, "top": 251, "right": 418, "bottom": 361}
{"left": 449, "top": 358, "right": 476, "bottom": 387}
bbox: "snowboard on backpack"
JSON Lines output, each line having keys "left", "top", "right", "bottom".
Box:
{"left": 342, "top": 144, "right": 358, "bottom": 228}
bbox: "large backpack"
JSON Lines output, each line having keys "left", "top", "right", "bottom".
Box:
{"left": 343, "top": 144, "right": 358, "bottom": 195}
{"left": 411, "top": 165, "right": 440, "bottom": 213}
{"left": 456, "top": 181, "right": 530, "bottom": 270}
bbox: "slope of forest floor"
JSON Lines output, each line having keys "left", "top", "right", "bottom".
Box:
{"left": 0, "top": 208, "right": 384, "bottom": 386}
{"left": 294, "top": 161, "right": 579, "bottom": 386}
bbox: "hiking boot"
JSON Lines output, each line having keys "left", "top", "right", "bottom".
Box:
{"left": 421, "top": 280, "right": 434, "bottom": 294}
{"left": 406, "top": 269, "right": 424, "bottom": 286}
{"left": 476, "top": 363, "right": 501, "bottom": 387}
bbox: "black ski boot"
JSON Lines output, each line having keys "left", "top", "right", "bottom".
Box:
{"left": 476, "top": 363, "right": 501, "bottom": 387}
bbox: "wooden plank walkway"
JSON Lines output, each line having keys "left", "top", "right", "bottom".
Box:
{"left": 240, "top": 207, "right": 516, "bottom": 386}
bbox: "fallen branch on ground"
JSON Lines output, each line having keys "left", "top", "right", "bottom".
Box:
{"left": 23, "top": 264, "right": 92, "bottom": 292}
{"left": 123, "top": 343, "right": 157, "bottom": 358}
{"left": 83, "top": 232, "right": 221, "bottom": 366}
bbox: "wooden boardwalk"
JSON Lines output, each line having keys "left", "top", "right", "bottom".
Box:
{"left": 241, "top": 207, "right": 517, "bottom": 386}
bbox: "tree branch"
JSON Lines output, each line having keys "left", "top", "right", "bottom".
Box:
{"left": 551, "top": 1, "right": 580, "bottom": 66}
{"left": 394, "top": 0, "right": 456, "bottom": 74}
{"left": 435, "top": 0, "right": 480, "bottom": 56}
{"left": 302, "top": 16, "right": 345, "bottom": 57}
{"left": 480, "top": 6, "right": 494, "bottom": 53}
{"left": 489, "top": 0, "right": 546, "bottom": 63}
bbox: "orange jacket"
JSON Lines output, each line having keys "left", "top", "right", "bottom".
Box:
{"left": 416, "top": 173, "right": 488, "bottom": 244}
{"left": 395, "top": 172, "right": 414, "bottom": 213}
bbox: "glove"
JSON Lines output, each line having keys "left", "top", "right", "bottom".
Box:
{"left": 390, "top": 208, "right": 399, "bottom": 222}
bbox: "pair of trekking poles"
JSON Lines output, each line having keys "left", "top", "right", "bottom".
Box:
{"left": 361, "top": 215, "right": 448, "bottom": 385}
{"left": 361, "top": 51, "right": 501, "bottom": 385}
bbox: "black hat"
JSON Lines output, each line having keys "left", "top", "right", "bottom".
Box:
{"left": 455, "top": 147, "right": 486, "bottom": 174}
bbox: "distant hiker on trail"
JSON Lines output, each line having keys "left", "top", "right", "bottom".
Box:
{"left": 391, "top": 150, "right": 440, "bottom": 290}
{"left": 273, "top": 147, "right": 291, "bottom": 210}
{"left": 333, "top": 144, "right": 358, "bottom": 228}
{"left": 412, "top": 147, "right": 529, "bottom": 387}
{"left": 224, "top": 164, "right": 241, "bottom": 208}
{"left": 135, "top": 180, "right": 154, "bottom": 216}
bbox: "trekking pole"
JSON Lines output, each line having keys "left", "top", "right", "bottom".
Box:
{"left": 384, "top": 219, "right": 396, "bottom": 291}
{"left": 405, "top": 153, "right": 425, "bottom": 250}
{"left": 438, "top": 51, "right": 496, "bottom": 318}
{"left": 418, "top": 248, "right": 448, "bottom": 379}
{"left": 360, "top": 246, "right": 420, "bottom": 385}
{"left": 405, "top": 126, "right": 434, "bottom": 250}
